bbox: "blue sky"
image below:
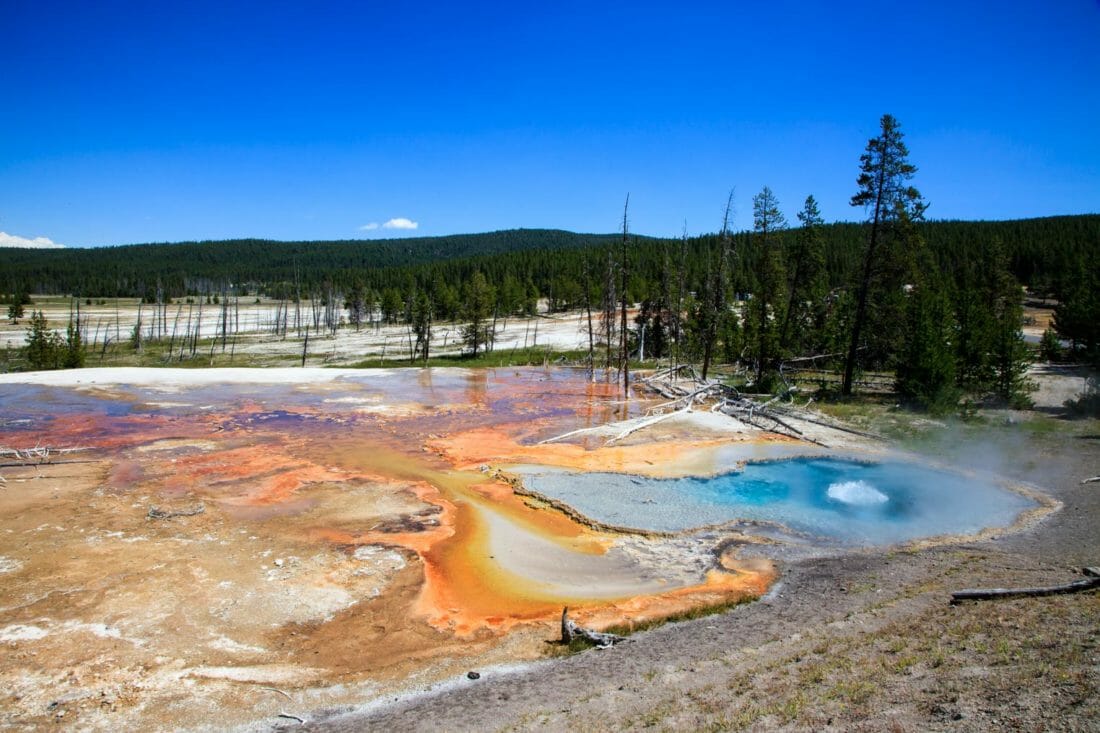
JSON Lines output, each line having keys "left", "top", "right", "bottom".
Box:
{"left": 2, "top": 1, "right": 1098, "bottom": 247}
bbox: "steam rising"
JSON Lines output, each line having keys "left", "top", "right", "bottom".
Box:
{"left": 827, "top": 480, "right": 888, "bottom": 506}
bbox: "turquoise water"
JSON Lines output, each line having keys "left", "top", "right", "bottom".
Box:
{"left": 517, "top": 457, "right": 1037, "bottom": 546}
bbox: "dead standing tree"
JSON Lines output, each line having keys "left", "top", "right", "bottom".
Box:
{"left": 619, "top": 194, "right": 631, "bottom": 392}
{"left": 600, "top": 247, "right": 618, "bottom": 371}
{"left": 583, "top": 244, "right": 596, "bottom": 379}
{"left": 702, "top": 191, "right": 735, "bottom": 380}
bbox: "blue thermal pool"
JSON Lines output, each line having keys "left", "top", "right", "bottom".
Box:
{"left": 515, "top": 457, "right": 1038, "bottom": 546}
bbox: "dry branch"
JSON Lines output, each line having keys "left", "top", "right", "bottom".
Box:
{"left": 0, "top": 445, "right": 94, "bottom": 469}
{"left": 277, "top": 712, "right": 305, "bottom": 724}
{"left": 950, "top": 567, "right": 1100, "bottom": 603}
{"left": 560, "top": 607, "right": 625, "bottom": 648}
{"left": 261, "top": 687, "right": 293, "bottom": 701}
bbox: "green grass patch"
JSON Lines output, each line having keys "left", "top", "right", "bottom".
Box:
{"left": 602, "top": 596, "right": 756, "bottom": 637}
{"left": 546, "top": 596, "right": 757, "bottom": 657}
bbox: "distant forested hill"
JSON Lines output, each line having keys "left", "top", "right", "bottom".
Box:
{"left": 0, "top": 229, "right": 634, "bottom": 297}
{"left": 2, "top": 216, "right": 1097, "bottom": 299}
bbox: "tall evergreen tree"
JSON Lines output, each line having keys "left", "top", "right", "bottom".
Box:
{"left": 62, "top": 313, "right": 86, "bottom": 369}
{"left": 780, "top": 195, "right": 827, "bottom": 357}
{"left": 7, "top": 289, "right": 30, "bottom": 324}
{"left": 1053, "top": 251, "right": 1100, "bottom": 364}
{"left": 843, "top": 114, "right": 927, "bottom": 395}
{"left": 896, "top": 234, "right": 957, "bottom": 412}
{"left": 751, "top": 186, "right": 787, "bottom": 387}
{"left": 896, "top": 274, "right": 957, "bottom": 412}
{"left": 461, "top": 271, "right": 495, "bottom": 357}
{"left": 985, "top": 241, "right": 1032, "bottom": 405}
{"left": 24, "top": 310, "right": 63, "bottom": 370}
{"left": 411, "top": 290, "right": 433, "bottom": 362}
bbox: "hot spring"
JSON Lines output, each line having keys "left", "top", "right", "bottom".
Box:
{"left": 514, "top": 457, "right": 1038, "bottom": 546}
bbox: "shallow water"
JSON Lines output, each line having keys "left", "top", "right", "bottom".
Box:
{"left": 516, "top": 457, "right": 1037, "bottom": 546}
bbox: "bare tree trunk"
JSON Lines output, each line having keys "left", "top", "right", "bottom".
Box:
{"left": 619, "top": 195, "right": 630, "bottom": 392}
{"left": 702, "top": 191, "right": 735, "bottom": 381}
{"left": 181, "top": 302, "right": 193, "bottom": 361}
{"left": 673, "top": 224, "right": 688, "bottom": 382}
{"left": 167, "top": 304, "right": 183, "bottom": 356}
{"left": 603, "top": 247, "right": 617, "bottom": 371}
{"left": 584, "top": 247, "right": 595, "bottom": 379}
{"left": 294, "top": 264, "right": 302, "bottom": 338}
{"left": 192, "top": 288, "right": 204, "bottom": 357}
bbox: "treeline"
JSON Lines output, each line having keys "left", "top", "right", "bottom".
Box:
{"left": 4, "top": 115, "right": 1099, "bottom": 412}
{"left": 2, "top": 217, "right": 1096, "bottom": 307}
{"left": 0, "top": 229, "right": 633, "bottom": 299}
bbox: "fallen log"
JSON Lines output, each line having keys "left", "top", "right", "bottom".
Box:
{"left": 605, "top": 407, "right": 693, "bottom": 445}
{"left": 950, "top": 567, "right": 1100, "bottom": 603}
{"left": 766, "top": 405, "right": 884, "bottom": 441}
{"left": 147, "top": 504, "right": 205, "bottom": 520}
{"left": 560, "top": 607, "right": 625, "bottom": 648}
{"left": 0, "top": 459, "right": 100, "bottom": 469}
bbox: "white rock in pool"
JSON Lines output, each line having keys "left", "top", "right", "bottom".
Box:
{"left": 827, "top": 480, "right": 888, "bottom": 506}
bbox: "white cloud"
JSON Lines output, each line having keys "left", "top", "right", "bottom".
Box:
{"left": 381, "top": 217, "right": 418, "bottom": 230}
{"left": 0, "top": 232, "right": 66, "bottom": 249}
{"left": 358, "top": 222, "right": 380, "bottom": 231}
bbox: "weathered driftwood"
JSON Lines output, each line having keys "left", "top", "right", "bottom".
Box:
{"left": 147, "top": 504, "right": 205, "bottom": 520}
{"left": 605, "top": 406, "right": 694, "bottom": 445}
{"left": 261, "top": 686, "right": 293, "bottom": 701}
{"left": 950, "top": 567, "right": 1100, "bottom": 603}
{"left": 560, "top": 607, "right": 625, "bottom": 648}
{"left": 1082, "top": 476, "right": 1100, "bottom": 485}
{"left": 766, "top": 404, "right": 884, "bottom": 441}
{"left": 537, "top": 423, "right": 607, "bottom": 445}
{"left": 717, "top": 399, "right": 829, "bottom": 447}
{"left": 0, "top": 445, "right": 90, "bottom": 467}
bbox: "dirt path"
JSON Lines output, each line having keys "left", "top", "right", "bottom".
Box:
{"left": 309, "top": 421, "right": 1100, "bottom": 732}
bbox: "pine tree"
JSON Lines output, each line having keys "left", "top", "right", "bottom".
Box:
{"left": 843, "top": 114, "right": 927, "bottom": 395}
{"left": 411, "top": 290, "right": 433, "bottom": 363}
{"left": 895, "top": 229, "right": 957, "bottom": 412}
{"left": 377, "top": 288, "right": 400, "bottom": 324}
{"left": 62, "top": 315, "right": 85, "bottom": 369}
{"left": 780, "top": 195, "right": 828, "bottom": 357}
{"left": 7, "top": 300, "right": 24, "bottom": 325}
{"left": 1053, "top": 252, "right": 1100, "bottom": 364}
{"left": 985, "top": 241, "right": 1032, "bottom": 406}
{"left": 895, "top": 275, "right": 957, "bottom": 413}
{"left": 751, "top": 186, "right": 787, "bottom": 387}
{"left": 461, "top": 272, "right": 495, "bottom": 357}
{"left": 344, "top": 282, "right": 366, "bottom": 331}
{"left": 954, "top": 238, "right": 1033, "bottom": 404}
{"left": 24, "top": 310, "right": 63, "bottom": 370}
